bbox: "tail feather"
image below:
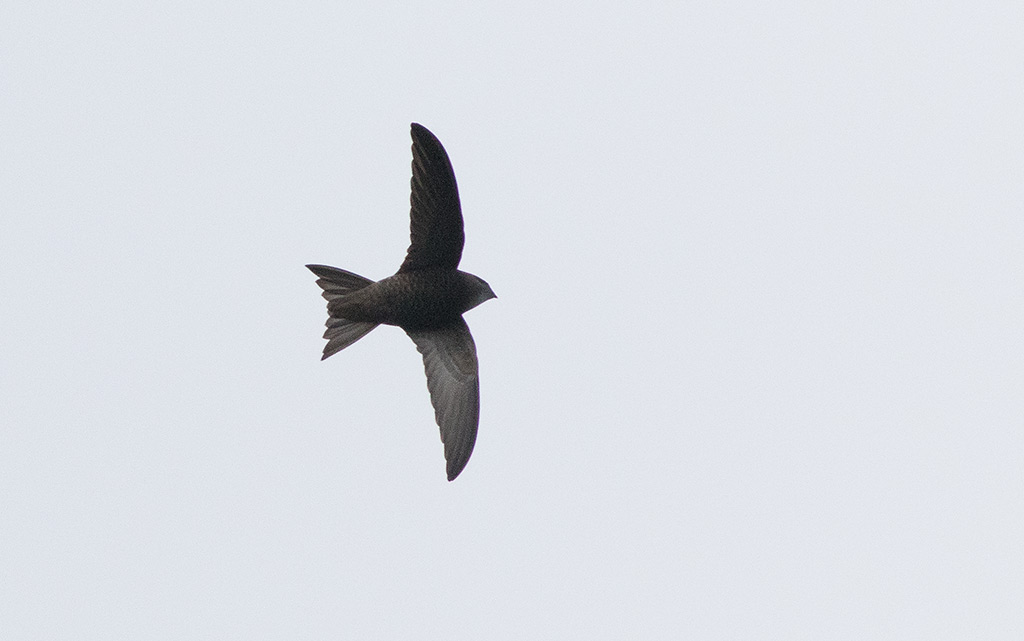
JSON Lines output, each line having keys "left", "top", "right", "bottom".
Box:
{"left": 307, "top": 264, "right": 374, "bottom": 299}
{"left": 321, "top": 319, "right": 378, "bottom": 359}
{"left": 306, "top": 264, "right": 379, "bottom": 359}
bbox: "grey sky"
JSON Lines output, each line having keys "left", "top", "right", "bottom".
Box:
{"left": 2, "top": 1, "right": 1022, "bottom": 639}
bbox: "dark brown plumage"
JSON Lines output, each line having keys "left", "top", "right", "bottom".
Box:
{"left": 306, "top": 123, "right": 496, "bottom": 481}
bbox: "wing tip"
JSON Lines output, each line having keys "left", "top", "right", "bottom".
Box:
{"left": 410, "top": 122, "right": 442, "bottom": 146}
{"left": 446, "top": 460, "right": 468, "bottom": 482}
{"left": 445, "top": 438, "right": 476, "bottom": 482}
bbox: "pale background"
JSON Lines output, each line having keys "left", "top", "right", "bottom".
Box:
{"left": 2, "top": 2, "right": 1022, "bottom": 639}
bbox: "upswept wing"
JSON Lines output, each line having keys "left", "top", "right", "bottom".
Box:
{"left": 405, "top": 318, "right": 480, "bottom": 480}
{"left": 399, "top": 123, "right": 464, "bottom": 272}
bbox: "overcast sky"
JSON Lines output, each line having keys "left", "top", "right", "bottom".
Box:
{"left": 2, "top": 2, "right": 1022, "bottom": 639}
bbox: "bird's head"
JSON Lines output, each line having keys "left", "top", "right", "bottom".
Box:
{"left": 461, "top": 272, "right": 497, "bottom": 312}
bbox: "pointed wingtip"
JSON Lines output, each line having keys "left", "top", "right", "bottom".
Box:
{"left": 446, "top": 458, "right": 469, "bottom": 481}
{"left": 410, "top": 122, "right": 440, "bottom": 145}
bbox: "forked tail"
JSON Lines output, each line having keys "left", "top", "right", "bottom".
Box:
{"left": 306, "top": 264, "right": 379, "bottom": 360}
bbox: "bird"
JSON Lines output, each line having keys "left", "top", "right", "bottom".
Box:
{"left": 306, "top": 123, "right": 496, "bottom": 481}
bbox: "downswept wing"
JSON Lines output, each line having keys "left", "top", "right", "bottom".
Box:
{"left": 405, "top": 318, "right": 480, "bottom": 481}
{"left": 399, "top": 123, "right": 464, "bottom": 272}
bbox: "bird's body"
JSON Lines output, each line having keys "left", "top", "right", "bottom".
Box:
{"left": 306, "top": 123, "right": 496, "bottom": 481}
{"left": 330, "top": 268, "right": 493, "bottom": 329}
